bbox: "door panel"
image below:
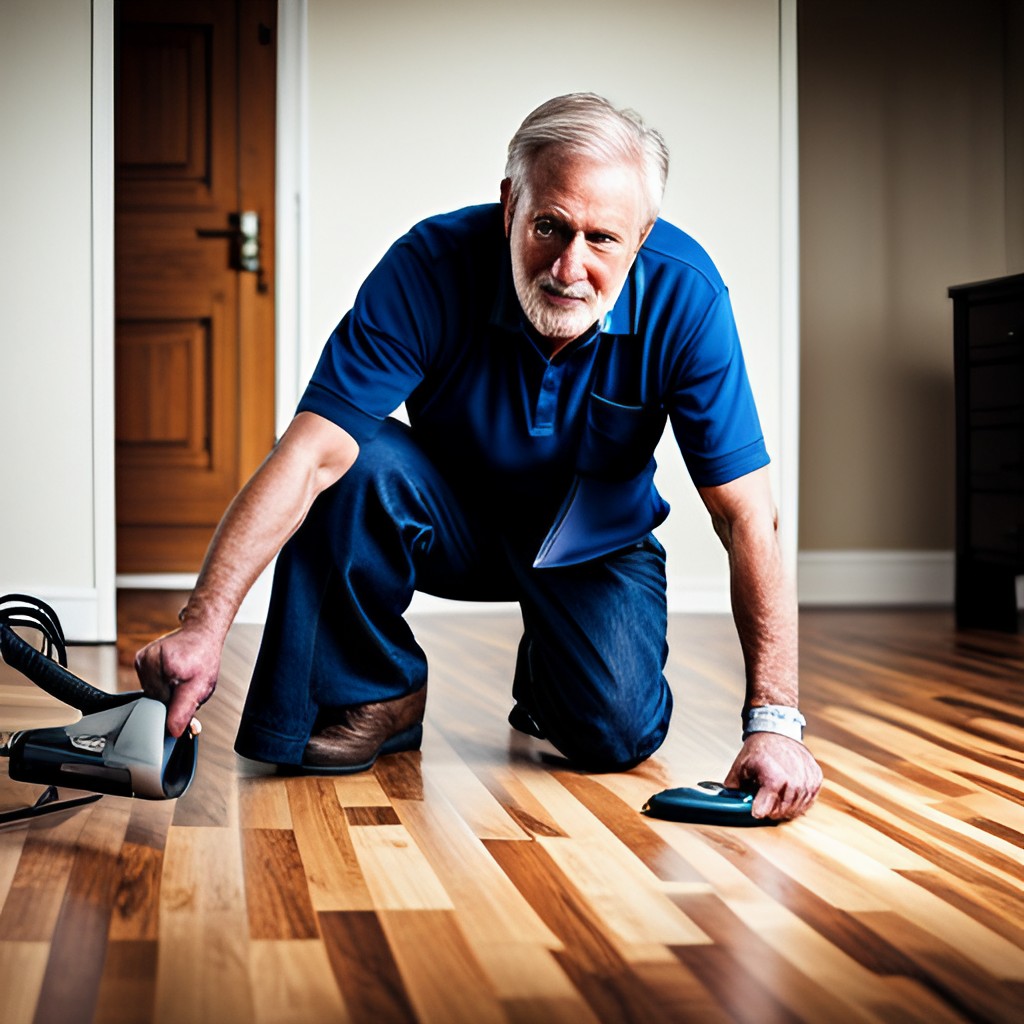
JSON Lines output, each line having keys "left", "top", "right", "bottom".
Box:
{"left": 115, "top": 0, "right": 275, "bottom": 573}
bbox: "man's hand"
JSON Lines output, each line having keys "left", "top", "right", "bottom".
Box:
{"left": 135, "top": 624, "right": 222, "bottom": 738}
{"left": 723, "top": 732, "right": 822, "bottom": 821}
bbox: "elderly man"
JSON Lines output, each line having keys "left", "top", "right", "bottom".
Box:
{"left": 137, "top": 94, "right": 821, "bottom": 820}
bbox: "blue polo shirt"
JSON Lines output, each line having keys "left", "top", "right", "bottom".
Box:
{"left": 299, "top": 204, "right": 768, "bottom": 567}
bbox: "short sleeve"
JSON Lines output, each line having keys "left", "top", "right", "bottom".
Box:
{"left": 668, "top": 289, "right": 770, "bottom": 486}
{"left": 297, "top": 235, "right": 441, "bottom": 444}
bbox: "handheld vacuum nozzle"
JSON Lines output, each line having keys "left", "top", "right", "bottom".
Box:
{"left": 7, "top": 698, "right": 197, "bottom": 799}
{"left": 1, "top": 594, "right": 197, "bottom": 801}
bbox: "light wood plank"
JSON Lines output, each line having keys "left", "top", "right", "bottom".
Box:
{"left": 379, "top": 909, "right": 508, "bottom": 1024}
{"left": 349, "top": 824, "right": 454, "bottom": 911}
{"left": 249, "top": 939, "right": 350, "bottom": 1024}
{"left": 394, "top": 780, "right": 560, "bottom": 949}
{"left": 285, "top": 776, "right": 374, "bottom": 912}
{"left": 154, "top": 826, "right": 253, "bottom": 1024}
{"left": 0, "top": 940, "right": 49, "bottom": 1024}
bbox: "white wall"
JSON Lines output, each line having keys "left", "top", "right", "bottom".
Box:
{"left": 0, "top": 0, "right": 110, "bottom": 638}
{"left": 0, "top": 0, "right": 792, "bottom": 638}
{"left": 306, "top": 0, "right": 792, "bottom": 611}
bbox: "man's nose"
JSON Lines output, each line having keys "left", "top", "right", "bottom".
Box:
{"left": 550, "top": 234, "right": 587, "bottom": 284}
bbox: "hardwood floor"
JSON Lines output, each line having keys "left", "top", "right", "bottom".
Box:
{"left": 1, "top": 605, "right": 1022, "bottom": 1023}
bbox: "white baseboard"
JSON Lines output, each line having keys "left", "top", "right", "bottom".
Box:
{"left": 109, "top": 551, "right": 958, "bottom": 632}
{"left": 797, "top": 550, "right": 954, "bottom": 607}
{"left": 115, "top": 574, "right": 198, "bottom": 590}
{"left": 666, "top": 577, "right": 732, "bottom": 614}
{"left": 116, "top": 567, "right": 276, "bottom": 626}
{"left": 0, "top": 587, "right": 112, "bottom": 643}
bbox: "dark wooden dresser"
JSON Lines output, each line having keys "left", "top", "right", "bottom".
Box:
{"left": 950, "top": 273, "right": 1024, "bottom": 631}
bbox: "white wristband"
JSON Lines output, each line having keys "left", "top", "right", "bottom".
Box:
{"left": 743, "top": 704, "right": 806, "bottom": 742}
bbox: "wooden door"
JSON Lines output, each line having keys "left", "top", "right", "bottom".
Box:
{"left": 115, "top": 0, "right": 276, "bottom": 573}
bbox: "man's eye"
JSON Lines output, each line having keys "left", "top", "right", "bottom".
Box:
{"left": 535, "top": 219, "right": 555, "bottom": 237}
{"left": 589, "top": 233, "right": 614, "bottom": 246}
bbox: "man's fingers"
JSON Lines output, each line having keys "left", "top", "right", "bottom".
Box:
{"left": 166, "top": 680, "right": 209, "bottom": 738}
{"left": 135, "top": 646, "right": 172, "bottom": 702}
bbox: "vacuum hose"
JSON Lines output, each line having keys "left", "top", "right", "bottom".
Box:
{"left": 0, "top": 594, "right": 138, "bottom": 713}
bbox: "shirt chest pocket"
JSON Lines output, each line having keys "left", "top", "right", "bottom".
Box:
{"left": 575, "top": 393, "right": 666, "bottom": 482}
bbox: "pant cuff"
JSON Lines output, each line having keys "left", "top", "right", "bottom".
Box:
{"left": 234, "top": 718, "right": 309, "bottom": 766}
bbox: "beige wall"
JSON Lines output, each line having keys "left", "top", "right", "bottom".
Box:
{"left": 306, "top": 0, "right": 792, "bottom": 606}
{"left": 0, "top": 1, "right": 97, "bottom": 589}
{"left": 798, "top": 0, "right": 1020, "bottom": 553}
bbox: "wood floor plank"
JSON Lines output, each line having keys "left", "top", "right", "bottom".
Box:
{"left": 538, "top": 836, "right": 710, "bottom": 960}
{"left": 821, "top": 773, "right": 1024, "bottom": 901}
{"left": 679, "top": 825, "right": 938, "bottom": 978}
{"left": 394, "top": 778, "right": 560, "bottom": 949}
{"left": 485, "top": 837, "right": 684, "bottom": 1023}
{"left": 285, "top": 775, "right": 374, "bottom": 912}
{"left": 858, "top": 910, "right": 1024, "bottom": 1024}
{"left": 249, "top": 939, "right": 350, "bottom": 1024}
{"left": 898, "top": 869, "right": 1024, "bottom": 949}
{"left": 32, "top": 799, "right": 132, "bottom": 1024}
{"left": 0, "top": 814, "right": 29, "bottom": 908}
{"left": 348, "top": 823, "right": 454, "bottom": 911}
{"left": 555, "top": 770, "right": 716, "bottom": 884}
{"left": 373, "top": 751, "right": 425, "bottom": 801}
{"left": 345, "top": 804, "right": 401, "bottom": 826}
{"left": 0, "top": 940, "right": 48, "bottom": 1024}
{"left": 423, "top": 728, "right": 532, "bottom": 840}
{"left": 501, "top": 996, "right": 602, "bottom": 1024}
{"left": 239, "top": 775, "right": 293, "bottom": 829}
{"left": 472, "top": 940, "right": 586, "bottom": 1003}
{"left": 242, "top": 828, "right": 319, "bottom": 939}
{"left": 319, "top": 910, "right": 418, "bottom": 1024}
{"left": 475, "top": 766, "right": 569, "bottom": 838}
{"left": 332, "top": 773, "right": 394, "bottom": 808}
{"left": 0, "top": 807, "right": 92, "bottom": 941}
{"left": 379, "top": 909, "right": 508, "bottom": 1024}
{"left": 92, "top": 940, "right": 158, "bottom": 1024}
{"left": 154, "top": 826, "right": 254, "bottom": 1024}
{"left": 109, "top": 800, "right": 176, "bottom": 942}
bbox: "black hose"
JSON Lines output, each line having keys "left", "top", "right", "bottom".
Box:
{"left": 0, "top": 595, "right": 140, "bottom": 714}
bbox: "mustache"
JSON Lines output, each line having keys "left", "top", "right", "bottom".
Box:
{"left": 537, "top": 276, "right": 595, "bottom": 301}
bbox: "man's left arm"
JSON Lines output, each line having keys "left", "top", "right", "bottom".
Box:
{"left": 698, "top": 466, "right": 822, "bottom": 820}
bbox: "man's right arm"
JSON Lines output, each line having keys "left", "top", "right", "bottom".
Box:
{"left": 134, "top": 411, "right": 359, "bottom": 737}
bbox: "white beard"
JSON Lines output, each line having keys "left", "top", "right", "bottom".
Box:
{"left": 512, "top": 265, "right": 600, "bottom": 340}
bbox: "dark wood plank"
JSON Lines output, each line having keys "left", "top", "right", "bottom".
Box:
{"left": 92, "top": 940, "right": 158, "bottom": 1024}
{"left": 242, "top": 827, "right": 319, "bottom": 939}
{"left": 345, "top": 805, "right": 402, "bottom": 827}
{"left": 319, "top": 910, "right": 418, "bottom": 1024}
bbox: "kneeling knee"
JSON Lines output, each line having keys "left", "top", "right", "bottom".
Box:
{"left": 553, "top": 717, "right": 667, "bottom": 774}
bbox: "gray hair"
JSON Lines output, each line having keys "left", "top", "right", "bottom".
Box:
{"left": 504, "top": 93, "right": 670, "bottom": 225}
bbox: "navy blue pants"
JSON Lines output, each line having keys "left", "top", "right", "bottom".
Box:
{"left": 234, "top": 420, "right": 673, "bottom": 771}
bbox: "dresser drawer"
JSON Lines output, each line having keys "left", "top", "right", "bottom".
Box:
{"left": 969, "top": 492, "right": 1024, "bottom": 556}
{"left": 968, "top": 360, "right": 1024, "bottom": 412}
{"left": 970, "top": 426, "right": 1024, "bottom": 489}
{"left": 968, "top": 299, "right": 1024, "bottom": 351}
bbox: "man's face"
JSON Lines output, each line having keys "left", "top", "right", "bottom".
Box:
{"left": 502, "top": 150, "right": 650, "bottom": 345}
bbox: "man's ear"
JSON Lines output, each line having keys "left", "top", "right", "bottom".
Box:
{"left": 500, "top": 178, "right": 514, "bottom": 238}
{"left": 636, "top": 220, "right": 655, "bottom": 253}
